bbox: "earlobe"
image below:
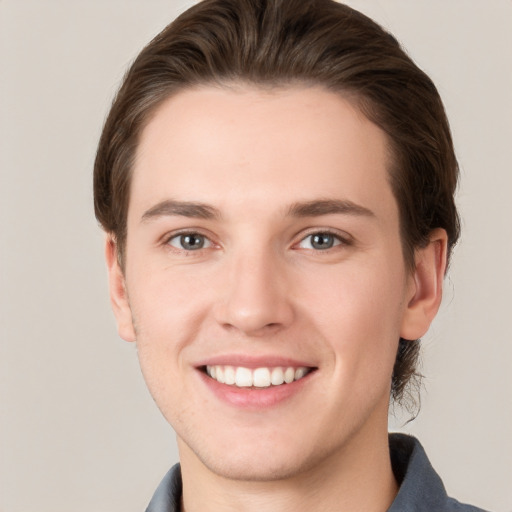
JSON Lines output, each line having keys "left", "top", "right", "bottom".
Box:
{"left": 105, "top": 236, "right": 136, "bottom": 342}
{"left": 400, "top": 228, "right": 448, "bottom": 341}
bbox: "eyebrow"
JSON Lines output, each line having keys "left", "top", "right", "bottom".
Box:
{"left": 141, "top": 198, "right": 375, "bottom": 223}
{"left": 286, "top": 199, "right": 375, "bottom": 218}
{"left": 141, "top": 200, "right": 221, "bottom": 222}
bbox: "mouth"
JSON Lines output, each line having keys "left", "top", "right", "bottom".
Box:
{"left": 201, "top": 365, "right": 315, "bottom": 388}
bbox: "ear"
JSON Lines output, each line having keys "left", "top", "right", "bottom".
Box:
{"left": 400, "top": 228, "right": 448, "bottom": 341}
{"left": 105, "top": 236, "right": 136, "bottom": 342}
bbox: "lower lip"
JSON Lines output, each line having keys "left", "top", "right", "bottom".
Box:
{"left": 198, "top": 370, "right": 314, "bottom": 409}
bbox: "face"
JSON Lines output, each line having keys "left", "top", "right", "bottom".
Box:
{"left": 108, "top": 85, "right": 440, "bottom": 482}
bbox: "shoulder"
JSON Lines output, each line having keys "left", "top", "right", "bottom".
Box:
{"left": 445, "top": 498, "right": 490, "bottom": 512}
{"left": 388, "top": 434, "right": 490, "bottom": 512}
{"left": 145, "top": 463, "right": 182, "bottom": 512}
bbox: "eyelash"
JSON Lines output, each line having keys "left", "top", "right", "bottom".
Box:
{"left": 162, "top": 228, "right": 352, "bottom": 255}
{"left": 294, "top": 229, "right": 352, "bottom": 252}
{"left": 164, "top": 230, "right": 214, "bottom": 253}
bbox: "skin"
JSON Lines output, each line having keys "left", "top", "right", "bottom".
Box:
{"left": 106, "top": 85, "right": 447, "bottom": 512}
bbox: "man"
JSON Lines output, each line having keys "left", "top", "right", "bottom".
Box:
{"left": 94, "top": 1, "right": 488, "bottom": 510}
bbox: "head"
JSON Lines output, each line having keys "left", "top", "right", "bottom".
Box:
{"left": 94, "top": 0, "right": 459, "bottom": 408}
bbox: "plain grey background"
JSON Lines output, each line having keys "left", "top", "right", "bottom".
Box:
{"left": 1, "top": 1, "right": 511, "bottom": 511}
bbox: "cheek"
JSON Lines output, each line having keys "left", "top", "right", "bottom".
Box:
{"left": 304, "top": 260, "right": 406, "bottom": 379}
{"left": 128, "top": 258, "right": 210, "bottom": 335}
{"left": 127, "top": 269, "right": 207, "bottom": 425}
{"left": 125, "top": 261, "right": 212, "bottom": 388}
{"left": 305, "top": 256, "right": 406, "bottom": 328}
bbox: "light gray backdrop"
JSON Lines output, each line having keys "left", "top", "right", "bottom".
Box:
{"left": 1, "top": 1, "right": 511, "bottom": 511}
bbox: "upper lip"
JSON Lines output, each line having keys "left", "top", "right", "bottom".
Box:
{"left": 195, "top": 354, "right": 317, "bottom": 369}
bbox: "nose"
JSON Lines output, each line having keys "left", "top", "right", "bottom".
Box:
{"left": 214, "top": 247, "right": 295, "bottom": 336}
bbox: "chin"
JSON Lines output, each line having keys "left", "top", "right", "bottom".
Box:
{"left": 177, "top": 426, "right": 339, "bottom": 483}
{"left": 200, "top": 449, "right": 317, "bottom": 482}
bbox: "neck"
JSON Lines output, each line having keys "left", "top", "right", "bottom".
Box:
{"left": 178, "top": 423, "right": 397, "bottom": 512}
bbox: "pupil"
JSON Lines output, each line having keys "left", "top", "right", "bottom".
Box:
{"left": 181, "top": 234, "right": 204, "bottom": 250}
{"left": 312, "top": 233, "right": 333, "bottom": 250}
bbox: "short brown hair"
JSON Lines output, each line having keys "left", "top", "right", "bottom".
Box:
{"left": 94, "top": 0, "right": 460, "bottom": 405}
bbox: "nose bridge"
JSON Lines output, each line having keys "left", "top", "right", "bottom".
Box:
{"left": 216, "top": 241, "right": 293, "bottom": 335}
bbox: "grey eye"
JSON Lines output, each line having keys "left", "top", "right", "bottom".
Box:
{"left": 169, "top": 233, "right": 211, "bottom": 251}
{"left": 299, "top": 232, "right": 341, "bottom": 250}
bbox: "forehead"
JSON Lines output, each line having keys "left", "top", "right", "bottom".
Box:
{"left": 130, "top": 85, "right": 396, "bottom": 222}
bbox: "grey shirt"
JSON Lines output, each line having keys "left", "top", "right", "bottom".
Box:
{"left": 145, "top": 434, "right": 489, "bottom": 512}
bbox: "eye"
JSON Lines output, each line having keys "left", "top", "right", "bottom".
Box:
{"left": 298, "top": 232, "right": 343, "bottom": 250}
{"left": 167, "top": 232, "right": 212, "bottom": 251}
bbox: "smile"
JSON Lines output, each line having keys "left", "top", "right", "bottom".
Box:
{"left": 205, "top": 365, "right": 312, "bottom": 388}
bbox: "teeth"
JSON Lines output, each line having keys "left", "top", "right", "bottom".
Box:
{"left": 224, "top": 366, "right": 236, "bottom": 385}
{"left": 253, "top": 368, "right": 271, "bottom": 388}
{"left": 271, "top": 367, "right": 284, "bottom": 385}
{"left": 206, "top": 365, "right": 310, "bottom": 388}
{"left": 284, "top": 367, "right": 295, "bottom": 383}
{"left": 295, "top": 367, "right": 307, "bottom": 380}
{"left": 235, "top": 367, "right": 253, "bottom": 387}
